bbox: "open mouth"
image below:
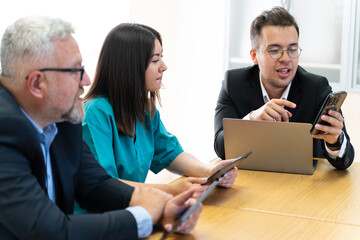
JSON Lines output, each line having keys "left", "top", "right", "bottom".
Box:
{"left": 277, "top": 69, "right": 290, "bottom": 73}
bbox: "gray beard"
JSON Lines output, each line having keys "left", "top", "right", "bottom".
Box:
{"left": 62, "top": 104, "right": 84, "bottom": 124}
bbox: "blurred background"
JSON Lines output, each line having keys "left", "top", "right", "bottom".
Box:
{"left": 1, "top": 0, "right": 358, "bottom": 165}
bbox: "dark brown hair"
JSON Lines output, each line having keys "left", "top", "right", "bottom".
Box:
{"left": 84, "top": 23, "right": 162, "bottom": 137}
{"left": 250, "top": 7, "right": 299, "bottom": 49}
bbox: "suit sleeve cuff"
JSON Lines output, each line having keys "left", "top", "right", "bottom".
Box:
{"left": 325, "top": 133, "right": 347, "bottom": 159}
{"left": 243, "top": 112, "right": 251, "bottom": 120}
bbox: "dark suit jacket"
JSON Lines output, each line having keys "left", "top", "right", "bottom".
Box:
{"left": 214, "top": 65, "right": 354, "bottom": 170}
{"left": 0, "top": 85, "right": 138, "bottom": 240}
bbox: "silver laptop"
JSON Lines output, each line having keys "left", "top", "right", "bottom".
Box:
{"left": 223, "top": 118, "right": 318, "bottom": 175}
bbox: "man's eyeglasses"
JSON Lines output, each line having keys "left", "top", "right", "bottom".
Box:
{"left": 266, "top": 47, "right": 302, "bottom": 60}
{"left": 25, "top": 66, "right": 85, "bottom": 82}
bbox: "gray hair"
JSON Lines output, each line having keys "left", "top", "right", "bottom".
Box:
{"left": 1, "top": 16, "right": 74, "bottom": 80}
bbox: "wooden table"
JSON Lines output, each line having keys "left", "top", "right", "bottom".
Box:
{"left": 146, "top": 159, "right": 360, "bottom": 240}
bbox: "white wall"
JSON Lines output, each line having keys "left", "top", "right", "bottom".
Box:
{"left": 341, "top": 93, "right": 360, "bottom": 162}
{"left": 0, "top": 0, "right": 131, "bottom": 83}
{"left": 0, "top": 0, "right": 358, "bottom": 163}
{"left": 0, "top": 0, "right": 227, "bottom": 163}
{"left": 128, "top": 0, "right": 227, "bottom": 162}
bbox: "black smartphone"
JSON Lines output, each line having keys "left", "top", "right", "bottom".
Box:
{"left": 310, "top": 91, "right": 347, "bottom": 135}
{"left": 204, "top": 151, "right": 252, "bottom": 185}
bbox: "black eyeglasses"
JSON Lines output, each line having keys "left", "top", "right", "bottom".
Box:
{"left": 25, "top": 66, "right": 85, "bottom": 82}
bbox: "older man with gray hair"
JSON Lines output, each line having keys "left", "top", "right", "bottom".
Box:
{"left": 0, "top": 16, "right": 203, "bottom": 240}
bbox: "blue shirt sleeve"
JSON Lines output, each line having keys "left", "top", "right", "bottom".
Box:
{"left": 126, "top": 206, "right": 153, "bottom": 238}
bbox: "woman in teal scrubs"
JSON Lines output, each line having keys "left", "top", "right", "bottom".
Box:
{"left": 81, "top": 23, "right": 237, "bottom": 196}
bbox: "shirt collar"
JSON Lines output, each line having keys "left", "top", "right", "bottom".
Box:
{"left": 258, "top": 71, "right": 292, "bottom": 103}
{"left": 20, "top": 108, "right": 58, "bottom": 149}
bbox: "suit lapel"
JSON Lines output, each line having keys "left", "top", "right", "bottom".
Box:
{"left": 49, "top": 149, "right": 63, "bottom": 210}
{"left": 247, "top": 71, "right": 266, "bottom": 110}
{"left": 0, "top": 85, "right": 48, "bottom": 190}
{"left": 246, "top": 67, "right": 303, "bottom": 119}
{"left": 50, "top": 122, "right": 81, "bottom": 214}
{"left": 287, "top": 72, "right": 302, "bottom": 120}
{"left": 50, "top": 138, "right": 76, "bottom": 214}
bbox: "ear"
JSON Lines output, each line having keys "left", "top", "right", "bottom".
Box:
{"left": 250, "top": 48, "right": 258, "bottom": 65}
{"left": 26, "top": 71, "right": 46, "bottom": 99}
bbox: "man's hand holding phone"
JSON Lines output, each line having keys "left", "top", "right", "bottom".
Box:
{"left": 311, "top": 91, "right": 347, "bottom": 150}
{"left": 311, "top": 109, "right": 344, "bottom": 150}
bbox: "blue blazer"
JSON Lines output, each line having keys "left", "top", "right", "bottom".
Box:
{"left": 0, "top": 85, "right": 138, "bottom": 240}
{"left": 214, "top": 65, "right": 354, "bottom": 170}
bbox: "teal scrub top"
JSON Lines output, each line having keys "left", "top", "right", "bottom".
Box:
{"left": 82, "top": 97, "right": 184, "bottom": 183}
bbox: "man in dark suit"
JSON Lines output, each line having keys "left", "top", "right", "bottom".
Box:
{"left": 0, "top": 16, "right": 203, "bottom": 239}
{"left": 214, "top": 7, "right": 354, "bottom": 170}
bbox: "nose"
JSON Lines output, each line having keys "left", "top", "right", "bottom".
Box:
{"left": 80, "top": 71, "right": 91, "bottom": 87}
{"left": 279, "top": 49, "right": 291, "bottom": 62}
{"left": 160, "top": 60, "right": 167, "bottom": 72}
